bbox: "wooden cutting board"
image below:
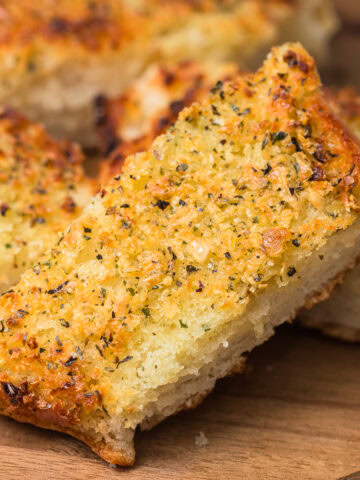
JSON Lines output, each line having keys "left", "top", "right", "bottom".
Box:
{"left": 2, "top": 2, "right": 360, "bottom": 479}
{"left": 1, "top": 324, "right": 360, "bottom": 480}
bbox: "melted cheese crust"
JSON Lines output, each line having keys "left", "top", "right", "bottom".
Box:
{"left": 1, "top": 43, "right": 360, "bottom": 453}
{"left": 0, "top": 107, "right": 94, "bottom": 291}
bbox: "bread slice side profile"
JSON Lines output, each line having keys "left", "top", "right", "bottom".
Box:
{"left": 0, "top": 106, "right": 95, "bottom": 292}
{"left": 0, "top": 0, "right": 337, "bottom": 146}
{"left": 299, "top": 87, "right": 360, "bottom": 341}
{"left": 1, "top": 43, "right": 360, "bottom": 465}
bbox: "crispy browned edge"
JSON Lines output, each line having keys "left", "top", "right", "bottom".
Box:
{"left": 0, "top": 395, "right": 133, "bottom": 465}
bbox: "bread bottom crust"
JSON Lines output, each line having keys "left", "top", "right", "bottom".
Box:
{"left": 0, "top": 406, "right": 135, "bottom": 466}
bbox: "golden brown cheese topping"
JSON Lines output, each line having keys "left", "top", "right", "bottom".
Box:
{"left": 1, "top": 43, "right": 360, "bottom": 432}
{"left": 96, "top": 61, "right": 242, "bottom": 182}
{"left": 0, "top": 107, "right": 94, "bottom": 291}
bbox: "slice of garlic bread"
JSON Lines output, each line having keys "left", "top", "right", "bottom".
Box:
{"left": 299, "top": 87, "right": 360, "bottom": 341}
{"left": 0, "top": 107, "right": 94, "bottom": 292}
{"left": 96, "top": 61, "right": 242, "bottom": 182}
{"left": 97, "top": 67, "right": 360, "bottom": 345}
{"left": 0, "top": 0, "right": 337, "bottom": 146}
{"left": 1, "top": 43, "right": 360, "bottom": 466}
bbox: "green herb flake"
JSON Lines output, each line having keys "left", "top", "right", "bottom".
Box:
{"left": 271, "top": 131, "right": 287, "bottom": 144}
{"left": 287, "top": 266, "right": 297, "bottom": 277}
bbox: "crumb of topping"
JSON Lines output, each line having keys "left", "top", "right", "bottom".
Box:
{"left": 195, "top": 431, "right": 209, "bottom": 448}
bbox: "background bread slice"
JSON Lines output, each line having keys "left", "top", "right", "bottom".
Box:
{"left": 0, "top": 0, "right": 338, "bottom": 146}
{"left": 1, "top": 43, "right": 360, "bottom": 465}
{"left": 0, "top": 106, "right": 95, "bottom": 292}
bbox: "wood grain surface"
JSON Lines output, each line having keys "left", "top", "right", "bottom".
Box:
{"left": 2, "top": 2, "right": 360, "bottom": 479}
